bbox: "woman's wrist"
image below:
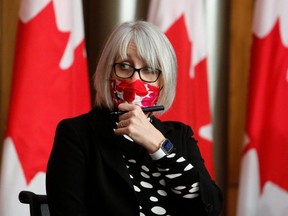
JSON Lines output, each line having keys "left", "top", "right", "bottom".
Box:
{"left": 147, "top": 134, "right": 165, "bottom": 153}
{"left": 149, "top": 138, "right": 174, "bottom": 160}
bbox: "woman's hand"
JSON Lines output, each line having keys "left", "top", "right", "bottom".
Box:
{"left": 114, "top": 102, "right": 165, "bottom": 153}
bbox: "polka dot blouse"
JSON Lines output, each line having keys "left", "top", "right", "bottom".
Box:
{"left": 120, "top": 136, "right": 201, "bottom": 216}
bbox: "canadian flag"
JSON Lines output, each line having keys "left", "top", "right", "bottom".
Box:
{"left": 0, "top": 0, "right": 91, "bottom": 215}
{"left": 148, "top": 0, "right": 215, "bottom": 178}
{"left": 237, "top": 0, "right": 288, "bottom": 215}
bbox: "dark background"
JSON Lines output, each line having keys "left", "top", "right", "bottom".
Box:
{"left": 82, "top": 0, "right": 151, "bottom": 102}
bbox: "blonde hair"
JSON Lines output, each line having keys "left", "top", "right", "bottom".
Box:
{"left": 93, "top": 21, "right": 177, "bottom": 114}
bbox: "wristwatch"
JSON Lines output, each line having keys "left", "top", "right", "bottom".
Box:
{"left": 150, "top": 138, "right": 174, "bottom": 160}
{"left": 160, "top": 138, "right": 174, "bottom": 155}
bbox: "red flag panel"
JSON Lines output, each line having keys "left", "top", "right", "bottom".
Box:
{"left": 160, "top": 15, "right": 214, "bottom": 177}
{"left": 0, "top": 1, "right": 91, "bottom": 215}
{"left": 244, "top": 20, "right": 288, "bottom": 193}
{"left": 237, "top": 2, "right": 288, "bottom": 214}
{"left": 148, "top": 1, "right": 215, "bottom": 178}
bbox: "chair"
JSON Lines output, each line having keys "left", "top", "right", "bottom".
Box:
{"left": 18, "top": 190, "right": 50, "bottom": 216}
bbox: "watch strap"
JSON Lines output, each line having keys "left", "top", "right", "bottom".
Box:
{"left": 149, "top": 146, "right": 167, "bottom": 160}
{"left": 149, "top": 138, "right": 173, "bottom": 160}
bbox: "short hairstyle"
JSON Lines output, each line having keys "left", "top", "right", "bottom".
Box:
{"left": 93, "top": 21, "right": 177, "bottom": 114}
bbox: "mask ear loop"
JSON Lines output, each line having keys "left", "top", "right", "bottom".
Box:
{"left": 111, "top": 79, "right": 122, "bottom": 110}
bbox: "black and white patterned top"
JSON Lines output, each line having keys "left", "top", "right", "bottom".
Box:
{"left": 121, "top": 136, "right": 200, "bottom": 216}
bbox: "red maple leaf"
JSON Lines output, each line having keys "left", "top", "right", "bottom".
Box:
{"left": 158, "top": 15, "right": 215, "bottom": 177}
{"left": 6, "top": 2, "right": 91, "bottom": 184}
{"left": 244, "top": 20, "right": 288, "bottom": 192}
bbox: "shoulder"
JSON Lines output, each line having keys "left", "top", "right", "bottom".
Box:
{"left": 58, "top": 107, "right": 109, "bottom": 126}
{"left": 54, "top": 112, "right": 92, "bottom": 143}
{"left": 57, "top": 111, "right": 91, "bottom": 130}
{"left": 56, "top": 107, "right": 111, "bottom": 133}
{"left": 53, "top": 108, "right": 113, "bottom": 151}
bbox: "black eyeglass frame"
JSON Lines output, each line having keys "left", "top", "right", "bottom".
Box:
{"left": 112, "top": 63, "right": 162, "bottom": 83}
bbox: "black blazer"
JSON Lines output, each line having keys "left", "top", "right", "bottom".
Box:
{"left": 46, "top": 107, "right": 223, "bottom": 216}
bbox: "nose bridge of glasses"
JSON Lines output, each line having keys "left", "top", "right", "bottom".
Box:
{"left": 130, "top": 67, "right": 142, "bottom": 80}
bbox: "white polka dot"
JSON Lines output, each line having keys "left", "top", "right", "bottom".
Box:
{"left": 159, "top": 179, "right": 166, "bottom": 186}
{"left": 141, "top": 172, "right": 150, "bottom": 178}
{"left": 189, "top": 186, "right": 199, "bottom": 193}
{"left": 140, "top": 212, "right": 145, "bottom": 216}
{"left": 129, "top": 174, "right": 133, "bottom": 179}
{"left": 140, "top": 181, "right": 153, "bottom": 188}
{"left": 157, "top": 167, "right": 169, "bottom": 172}
{"left": 174, "top": 186, "right": 186, "bottom": 190}
{"left": 151, "top": 206, "right": 166, "bottom": 215}
{"left": 128, "top": 159, "right": 136, "bottom": 163}
{"left": 171, "top": 189, "right": 181, "bottom": 194}
{"left": 134, "top": 185, "right": 140, "bottom": 192}
{"left": 184, "top": 163, "right": 193, "bottom": 171}
{"left": 183, "top": 193, "right": 199, "bottom": 199}
{"left": 152, "top": 172, "right": 161, "bottom": 177}
{"left": 141, "top": 165, "right": 149, "bottom": 172}
{"left": 167, "top": 153, "right": 176, "bottom": 158}
{"left": 166, "top": 173, "right": 182, "bottom": 179}
{"left": 157, "top": 189, "right": 167, "bottom": 196}
{"left": 192, "top": 182, "right": 199, "bottom": 187}
{"left": 150, "top": 196, "right": 158, "bottom": 202}
{"left": 123, "top": 134, "right": 134, "bottom": 142}
{"left": 176, "top": 157, "right": 185, "bottom": 162}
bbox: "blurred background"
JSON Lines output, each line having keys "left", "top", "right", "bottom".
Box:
{"left": 0, "top": 0, "right": 255, "bottom": 215}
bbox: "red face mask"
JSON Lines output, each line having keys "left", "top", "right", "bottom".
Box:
{"left": 110, "top": 78, "right": 160, "bottom": 108}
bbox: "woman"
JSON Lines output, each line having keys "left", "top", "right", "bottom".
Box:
{"left": 46, "top": 20, "right": 223, "bottom": 216}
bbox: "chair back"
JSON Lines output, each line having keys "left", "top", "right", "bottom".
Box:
{"left": 18, "top": 190, "right": 50, "bottom": 216}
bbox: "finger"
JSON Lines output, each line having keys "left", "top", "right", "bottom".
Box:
{"left": 118, "top": 120, "right": 128, "bottom": 128}
{"left": 118, "top": 102, "right": 132, "bottom": 112}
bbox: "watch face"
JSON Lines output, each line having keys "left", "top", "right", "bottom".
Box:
{"left": 162, "top": 139, "right": 173, "bottom": 154}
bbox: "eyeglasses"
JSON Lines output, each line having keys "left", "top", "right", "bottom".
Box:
{"left": 113, "top": 63, "right": 161, "bottom": 83}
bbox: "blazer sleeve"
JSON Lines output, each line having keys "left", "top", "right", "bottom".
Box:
{"left": 184, "top": 124, "right": 223, "bottom": 215}
{"left": 46, "top": 119, "right": 90, "bottom": 216}
{"left": 164, "top": 121, "right": 224, "bottom": 215}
